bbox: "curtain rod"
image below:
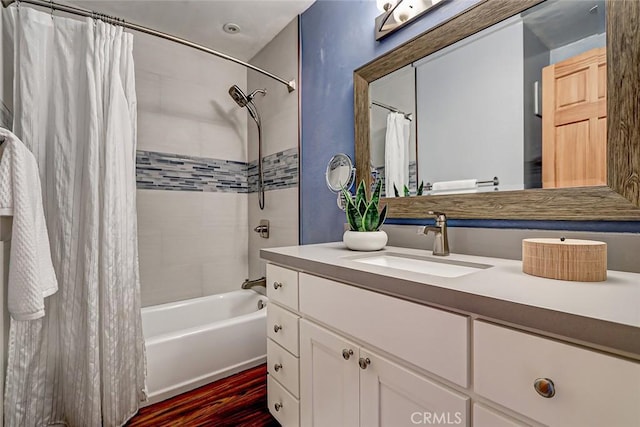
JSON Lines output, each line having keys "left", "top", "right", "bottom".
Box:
{"left": 371, "top": 100, "right": 412, "bottom": 121}
{"left": 0, "top": 0, "right": 296, "bottom": 93}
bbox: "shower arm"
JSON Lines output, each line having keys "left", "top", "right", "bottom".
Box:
{"left": 0, "top": 0, "right": 296, "bottom": 93}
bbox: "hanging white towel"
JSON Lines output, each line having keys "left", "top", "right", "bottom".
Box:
{"left": 0, "top": 128, "right": 58, "bottom": 320}
{"left": 384, "top": 112, "right": 411, "bottom": 197}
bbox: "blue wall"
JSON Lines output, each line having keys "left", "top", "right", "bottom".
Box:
{"left": 299, "top": 0, "right": 640, "bottom": 244}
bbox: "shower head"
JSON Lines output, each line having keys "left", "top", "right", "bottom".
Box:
{"left": 229, "top": 85, "right": 249, "bottom": 108}
{"left": 228, "top": 85, "right": 267, "bottom": 108}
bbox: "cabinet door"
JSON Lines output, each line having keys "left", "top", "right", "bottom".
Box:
{"left": 360, "top": 350, "right": 470, "bottom": 427}
{"left": 300, "top": 320, "right": 360, "bottom": 427}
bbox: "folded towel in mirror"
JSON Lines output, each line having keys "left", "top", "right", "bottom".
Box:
{"left": 431, "top": 179, "right": 478, "bottom": 191}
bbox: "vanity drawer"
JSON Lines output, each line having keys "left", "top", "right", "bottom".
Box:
{"left": 474, "top": 321, "right": 640, "bottom": 426}
{"left": 268, "top": 338, "right": 300, "bottom": 398}
{"left": 268, "top": 375, "right": 299, "bottom": 427}
{"left": 267, "top": 264, "right": 299, "bottom": 310}
{"left": 267, "top": 303, "right": 300, "bottom": 356}
{"left": 473, "top": 404, "right": 529, "bottom": 427}
{"left": 299, "top": 273, "right": 469, "bottom": 387}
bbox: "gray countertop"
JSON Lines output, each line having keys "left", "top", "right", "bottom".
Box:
{"left": 261, "top": 242, "right": 640, "bottom": 361}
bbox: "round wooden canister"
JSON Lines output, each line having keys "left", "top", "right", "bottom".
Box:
{"left": 522, "top": 238, "right": 607, "bottom": 282}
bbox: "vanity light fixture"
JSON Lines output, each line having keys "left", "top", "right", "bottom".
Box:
{"left": 375, "top": 0, "right": 449, "bottom": 41}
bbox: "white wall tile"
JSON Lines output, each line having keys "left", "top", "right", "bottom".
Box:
{"left": 140, "top": 264, "right": 203, "bottom": 307}
{"left": 198, "top": 120, "right": 247, "bottom": 162}
{"left": 137, "top": 110, "right": 202, "bottom": 156}
{"left": 247, "top": 18, "right": 300, "bottom": 279}
{"left": 247, "top": 18, "right": 299, "bottom": 161}
{"left": 134, "top": 30, "right": 248, "bottom": 161}
{"left": 137, "top": 190, "right": 202, "bottom": 232}
{"left": 248, "top": 188, "right": 299, "bottom": 279}
{"left": 135, "top": 70, "right": 162, "bottom": 112}
{"left": 250, "top": 102, "right": 298, "bottom": 159}
{"left": 137, "top": 190, "right": 249, "bottom": 307}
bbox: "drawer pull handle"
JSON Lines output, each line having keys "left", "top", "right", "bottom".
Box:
{"left": 534, "top": 378, "right": 556, "bottom": 398}
{"left": 358, "top": 357, "right": 371, "bottom": 370}
{"left": 274, "top": 363, "right": 283, "bottom": 372}
{"left": 273, "top": 324, "right": 282, "bottom": 333}
{"left": 273, "top": 282, "right": 283, "bottom": 289}
{"left": 342, "top": 349, "right": 354, "bottom": 360}
{"left": 274, "top": 402, "right": 283, "bottom": 412}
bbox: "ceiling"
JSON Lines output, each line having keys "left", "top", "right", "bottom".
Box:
{"left": 522, "top": 0, "right": 606, "bottom": 49}
{"left": 68, "top": 0, "right": 315, "bottom": 61}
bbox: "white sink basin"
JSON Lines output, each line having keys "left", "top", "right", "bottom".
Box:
{"left": 349, "top": 253, "right": 491, "bottom": 278}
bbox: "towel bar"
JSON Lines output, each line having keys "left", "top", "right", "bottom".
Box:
{"left": 425, "top": 177, "right": 499, "bottom": 191}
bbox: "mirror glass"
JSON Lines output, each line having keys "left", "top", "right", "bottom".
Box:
{"left": 369, "top": 0, "right": 606, "bottom": 197}
{"left": 326, "top": 153, "right": 355, "bottom": 192}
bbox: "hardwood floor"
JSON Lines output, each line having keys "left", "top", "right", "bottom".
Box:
{"left": 126, "top": 364, "right": 280, "bottom": 427}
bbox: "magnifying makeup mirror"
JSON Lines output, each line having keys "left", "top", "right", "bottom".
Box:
{"left": 326, "top": 153, "right": 356, "bottom": 210}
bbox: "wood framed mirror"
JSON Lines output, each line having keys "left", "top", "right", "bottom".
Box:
{"left": 354, "top": 0, "right": 640, "bottom": 221}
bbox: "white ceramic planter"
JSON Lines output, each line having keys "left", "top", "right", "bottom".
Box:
{"left": 343, "top": 230, "right": 388, "bottom": 251}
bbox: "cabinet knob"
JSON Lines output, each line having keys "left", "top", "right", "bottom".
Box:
{"left": 274, "top": 402, "right": 283, "bottom": 412}
{"left": 274, "top": 363, "right": 283, "bottom": 372}
{"left": 533, "top": 378, "right": 556, "bottom": 398}
{"left": 273, "top": 324, "right": 282, "bottom": 333}
{"left": 358, "top": 357, "right": 371, "bottom": 369}
{"left": 273, "top": 281, "right": 283, "bottom": 289}
{"left": 342, "top": 349, "right": 354, "bottom": 360}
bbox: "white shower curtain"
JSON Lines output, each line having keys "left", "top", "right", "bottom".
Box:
{"left": 384, "top": 112, "right": 410, "bottom": 197}
{"left": 5, "top": 7, "right": 146, "bottom": 426}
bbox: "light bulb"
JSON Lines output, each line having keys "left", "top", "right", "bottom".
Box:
{"left": 376, "top": 0, "right": 397, "bottom": 13}
{"left": 393, "top": 0, "right": 419, "bottom": 23}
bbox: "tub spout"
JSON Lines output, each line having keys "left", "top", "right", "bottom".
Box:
{"left": 242, "top": 277, "right": 266, "bottom": 291}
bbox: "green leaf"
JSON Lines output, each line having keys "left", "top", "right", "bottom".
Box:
{"left": 346, "top": 198, "right": 361, "bottom": 231}
{"left": 363, "top": 200, "right": 380, "bottom": 231}
{"left": 403, "top": 185, "right": 410, "bottom": 197}
{"left": 417, "top": 181, "right": 424, "bottom": 196}
{"left": 376, "top": 204, "right": 388, "bottom": 230}
{"left": 393, "top": 183, "right": 399, "bottom": 197}
{"left": 357, "top": 198, "right": 368, "bottom": 226}
{"left": 355, "top": 180, "right": 366, "bottom": 208}
{"left": 371, "top": 179, "right": 382, "bottom": 207}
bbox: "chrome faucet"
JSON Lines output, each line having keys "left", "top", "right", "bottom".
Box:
{"left": 421, "top": 211, "right": 449, "bottom": 256}
{"left": 242, "top": 277, "right": 266, "bottom": 290}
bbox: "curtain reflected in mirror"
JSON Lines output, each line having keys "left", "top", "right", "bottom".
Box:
{"left": 369, "top": 0, "right": 606, "bottom": 197}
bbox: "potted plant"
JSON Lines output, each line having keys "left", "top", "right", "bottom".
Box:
{"left": 341, "top": 179, "right": 388, "bottom": 251}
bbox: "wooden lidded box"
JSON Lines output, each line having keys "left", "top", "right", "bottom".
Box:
{"left": 522, "top": 238, "right": 607, "bottom": 282}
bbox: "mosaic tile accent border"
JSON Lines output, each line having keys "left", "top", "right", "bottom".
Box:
{"left": 373, "top": 161, "right": 418, "bottom": 196}
{"left": 248, "top": 148, "right": 298, "bottom": 192}
{"left": 0, "top": 101, "right": 12, "bottom": 130}
{"left": 136, "top": 148, "right": 298, "bottom": 193}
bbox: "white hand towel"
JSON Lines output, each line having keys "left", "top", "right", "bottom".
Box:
{"left": 384, "top": 112, "right": 411, "bottom": 197}
{"left": 0, "top": 128, "right": 58, "bottom": 320}
{"left": 431, "top": 179, "right": 478, "bottom": 192}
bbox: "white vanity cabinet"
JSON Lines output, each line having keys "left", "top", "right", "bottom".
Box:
{"left": 266, "top": 264, "right": 301, "bottom": 426}
{"left": 264, "top": 258, "right": 640, "bottom": 427}
{"left": 300, "top": 319, "right": 470, "bottom": 427}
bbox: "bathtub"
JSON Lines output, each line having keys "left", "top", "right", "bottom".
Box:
{"left": 142, "top": 290, "right": 268, "bottom": 405}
